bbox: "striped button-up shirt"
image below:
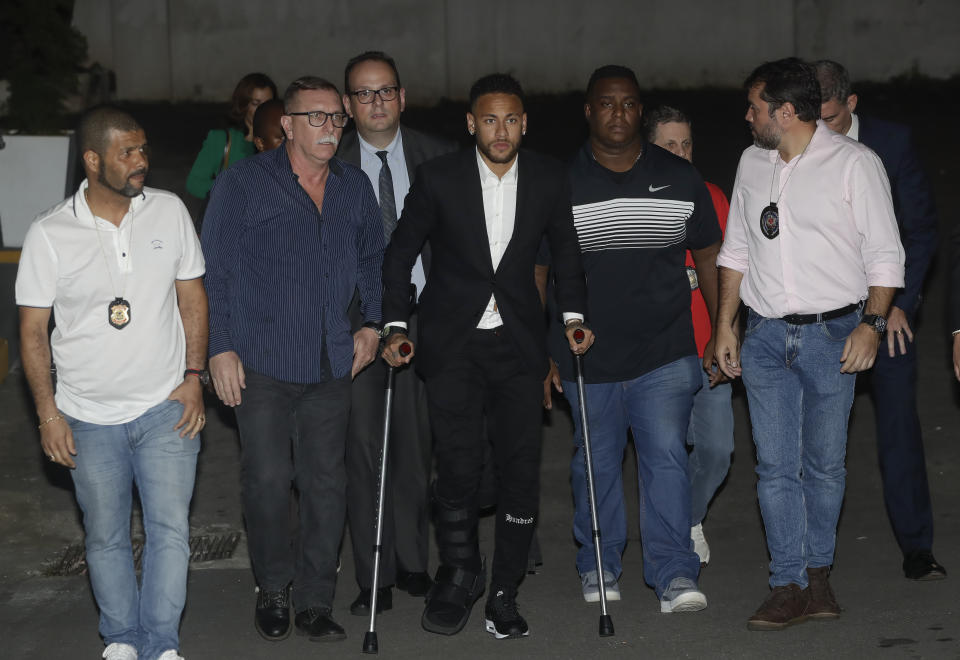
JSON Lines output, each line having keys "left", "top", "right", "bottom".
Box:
{"left": 202, "top": 145, "right": 385, "bottom": 383}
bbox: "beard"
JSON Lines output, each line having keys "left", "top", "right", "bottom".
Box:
{"left": 477, "top": 137, "right": 520, "bottom": 165}
{"left": 98, "top": 161, "right": 146, "bottom": 197}
{"left": 751, "top": 121, "right": 781, "bottom": 150}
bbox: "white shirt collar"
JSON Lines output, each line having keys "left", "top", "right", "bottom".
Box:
{"left": 73, "top": 178, "right": 144, "bottom": 227}
{"left": 358, "top": 129, "right": 402, "bottom": 157}
{"left": 846, "top": 113, "right": 860, "bottom": 142}
{"left": 476, "top": 147, "right": 519, "bottom": 185}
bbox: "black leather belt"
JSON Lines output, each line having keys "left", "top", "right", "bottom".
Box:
{"left": 781, "top": 303, "right": 859, "bottom": 325}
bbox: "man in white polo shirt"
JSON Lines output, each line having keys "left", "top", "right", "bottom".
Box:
{"left": 16, "top": 106, "right": 208, "bottom": 660}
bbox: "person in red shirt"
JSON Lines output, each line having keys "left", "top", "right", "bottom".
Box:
{"left": 646, "top": 106, "right": 732, "bottom": 566}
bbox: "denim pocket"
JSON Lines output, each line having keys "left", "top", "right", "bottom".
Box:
{"left": 818, "top": 311, "right": 862, "bottom": 342}
{"left": 744, "top": 309, "right": 769, "bottom": 338}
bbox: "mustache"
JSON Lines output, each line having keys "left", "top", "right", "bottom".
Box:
{"left": 128, "top": 168, "right": 148, "bottom": 178}
{"left": 315, "top": 135, "right": 338, "bottom": 146}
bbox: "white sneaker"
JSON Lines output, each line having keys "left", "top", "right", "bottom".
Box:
{"left": 660, "top": 576, "right": 707, "bottom": 613}
{"left": 103, "top": 643, "right": 137, "bottom": 660}
{"left": 156, "top": 652, "right": 184, "bottom": 660}
{"left": 580, "top": 569, "right": 621, "bottom": 603}
{"left": 691, "top": 523, "right": 710, "bottom": 564}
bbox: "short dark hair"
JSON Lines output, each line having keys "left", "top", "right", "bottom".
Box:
{"left": 78, "top": 106, "right": 143, "bottom": 157}
{"left": 743, "top": 57, "right": 820, "bottom": 122}
{"left": 283, "top": 76, "right": 341, "bottom": 113}
{"left": 813, "top": 59, "right": 852, "bottom": 104}
{"left": 643, "top": 105, "right": 691, "bottom": 142}
{"left": 586, "top": 65, "right": 641, "bottom": 99}
{"left": 469, "top": 73, "right": 524, "bottom": 111}
{"left": 228, "top": 73, "right": 278, "bottom": 132}
{"left": 252, "top": 98, "right": 285, "bottom": 140}
{"left": 344, "top": 50, "right": 402, "bottom": 93}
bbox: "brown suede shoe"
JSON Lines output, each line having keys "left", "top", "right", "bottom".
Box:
{"left": 805, "top": 566, "right": 840, "bottom": 619}
{"left": 747, "top": 584, "right": 810, "bottom": 631}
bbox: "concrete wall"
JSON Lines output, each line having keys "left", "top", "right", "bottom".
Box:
{"left": 73, "top": 0, "right": 960, "bottom": 104}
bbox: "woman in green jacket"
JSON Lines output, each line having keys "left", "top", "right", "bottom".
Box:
{"left": 186, "top": 72, "right": 277, "bottom": 201}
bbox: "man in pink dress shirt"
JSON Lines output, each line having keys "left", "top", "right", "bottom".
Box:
{"left": 714, "top": 58, "right": 904, "bottom": 631}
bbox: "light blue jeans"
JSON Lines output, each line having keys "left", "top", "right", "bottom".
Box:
{"left": 66, "top": 399, "right": 199, "bottom": 660}
{"left": 563, "top": 355, "right": 703, "bottom": 598}
{"left": 740, "top": 308, "right": 859, "bottom": 588}
{"left": 686, "top": 369, "right": 734, "bottom": 525}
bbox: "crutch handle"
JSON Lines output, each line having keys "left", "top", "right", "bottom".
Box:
{"left": 398, "top": 342, "right": 412, "bottom": 357}
{"left": 573, "top": 328, "right": 585, "bottom": 344}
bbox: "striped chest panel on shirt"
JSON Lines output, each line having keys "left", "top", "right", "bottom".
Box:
{"left": 573, "top": 197, "right": 693, "bottom": 252}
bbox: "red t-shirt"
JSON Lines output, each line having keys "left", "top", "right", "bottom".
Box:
{"left": 686, "top": 181, "right": 729, "bottom": 357}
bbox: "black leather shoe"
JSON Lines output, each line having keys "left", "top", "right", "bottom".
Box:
{"left": 396, "top": 570, "right": 433, "bottom": 597}
{"left": 254, "top": 586, "right": 291, "bottom": 641}
{"left": 349, "top": 587, "right": 393, "bottom": 616}
{"left": 294, "top": 607, "right": 346, "bottom": 642}
{"left": 903, "top": 550, "right": 947, "bottom": 581}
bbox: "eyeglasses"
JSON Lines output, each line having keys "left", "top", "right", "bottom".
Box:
{"left": 348, "top": 86, "right": 400, "bottom": 104}
{"left": 286, "top": 110, "right": 349, "bottom": 128}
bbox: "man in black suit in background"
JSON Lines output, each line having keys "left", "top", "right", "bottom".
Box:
{"left": 381, "top": 73, "right": 592, "bottom": 640}
{"left": 338, "top": 51, "right": 457, "bottom": 616}
{"left": 815, "top": 60, "right": 945, "bottom": 581}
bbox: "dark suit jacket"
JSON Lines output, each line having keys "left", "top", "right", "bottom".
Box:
{"left": 338, "top": 125, "right": 457, "bottom": 280}
{"left": 382, "top": 148, "right": 587, "bottom": 379}
{"left": 858, "top": 115, "right": 938, "bottom": 317}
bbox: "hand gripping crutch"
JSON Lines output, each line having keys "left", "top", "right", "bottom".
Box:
{"left": 362, "top": 342, "right": 412, "bottom": 654}
{"left": 573, "top": 328, "right": 615, "bottom": 637}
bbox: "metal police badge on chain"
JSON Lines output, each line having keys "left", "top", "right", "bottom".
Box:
{"left": 759, "top": 203, "right": 780, "bottom": 239}
{"left": 108, "top": 297, "right": 132, "bottom": 329}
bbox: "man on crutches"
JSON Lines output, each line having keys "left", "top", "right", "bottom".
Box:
{"left": 545, "top": 65, "right": 722, "bottom": 612}
{"left": 382, "top": 73, "right": 591, "bottom": 640}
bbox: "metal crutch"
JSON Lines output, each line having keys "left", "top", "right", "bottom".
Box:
{"left": 573, "top": 327, "right": 615, "bottom": 637}
{"left": 362, "top": 342, "right": 412, "bottom": 654}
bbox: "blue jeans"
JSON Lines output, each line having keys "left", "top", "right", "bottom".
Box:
{"left": 563, "top": 355, "right": 702, "bottom": 598}
{"left": 740, "top": 308, "right": 859, "bottom": 588}
{"left": 66, "top": 400, "right": 199, "bottom": 660}
{"left": 686, "top": 369, "right": 734, "bottom": 525}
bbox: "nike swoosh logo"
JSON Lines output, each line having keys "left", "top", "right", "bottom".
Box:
{"left": 649, "top": 184, "right": 671, "bottom": 192}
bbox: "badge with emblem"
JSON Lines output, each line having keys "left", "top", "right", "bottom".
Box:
{"left": 686, "top": 266, "right": 699, "bottom": 290}
{"left": 108, "top": 297, "right": 131, "bottom": 329}
{"left": 760, "top": 203, "right": 780, "bottom": 240}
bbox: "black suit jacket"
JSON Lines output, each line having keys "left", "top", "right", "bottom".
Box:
{"left": 382, "top": 148, "right": 587, "bottom": 379}
{"left": 858, "top": 115, "right": 938, "bottom": 317}
{"left": 338, "top": 125, "right": 456, "bottom": 279}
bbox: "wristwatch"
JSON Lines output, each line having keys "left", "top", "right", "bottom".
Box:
{"left": 860, "top": 314, "right": 887, "bottom": 335}
{"left": 382, "top": 324, "right": 407, "bottom": 339}
{"left": 184, "top": 368, "right": 211, "bottom": 386}
{"left": 362, "top": 320, "right": 383, "bottom": 336}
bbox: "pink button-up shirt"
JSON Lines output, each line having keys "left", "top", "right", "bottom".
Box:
{"left": 717, "top": 121, "right": 904, "bottom": 318}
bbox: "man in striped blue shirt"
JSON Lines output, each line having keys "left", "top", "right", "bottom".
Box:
{"left": 201, "top": 76, "right": 385, "bottom": 644}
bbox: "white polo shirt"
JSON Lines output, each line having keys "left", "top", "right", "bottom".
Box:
{"left": 16, "top": 180, "right": 205, "bottom": 425}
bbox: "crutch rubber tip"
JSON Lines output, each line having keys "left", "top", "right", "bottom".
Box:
{"left": 599, "top": 614, "right": 615, "bottom": 637}
{"left": 362, "top": 631, "right": 379, "bottom": 654}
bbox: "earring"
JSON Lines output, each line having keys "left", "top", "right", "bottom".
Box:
{"left": 469, "top": 127, "right": 475, "bottom": 135}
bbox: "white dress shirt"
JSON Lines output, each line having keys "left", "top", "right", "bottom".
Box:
{"left": 476, "top": 149, "right": 519, "bottom": 328}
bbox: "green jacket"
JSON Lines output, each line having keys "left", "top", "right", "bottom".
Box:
{"left": 186, "top": 127, "right": 257, "bottom": 199}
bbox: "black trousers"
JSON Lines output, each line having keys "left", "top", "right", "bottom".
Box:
{"left": 426, "top": 326, "right": 543, "bottom": 589}
{"left": 346, "top": 308, "right": 432, "bottom": 589}
{"left": 234, "top": 369, "right": 350, "bottom": 611}
{"left": 870, "top": 331, "right": 934, "bottom": 553}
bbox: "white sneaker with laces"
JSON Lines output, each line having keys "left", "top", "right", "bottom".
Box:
{"left": 156, "top": 651, "right": 184, "bottom": 660}
{"left": 102, "top": 643, "right": 137, "bottom": 660}
{"left": 691, "top": 523, "right": 710, "bottom": 564}
{"left": 580, "top": 569, "right": 621, "bottom": 603}
{"left": 660, "top": 576, "right": 707, "bottom": 613}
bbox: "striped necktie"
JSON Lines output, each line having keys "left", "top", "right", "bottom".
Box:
{"left": 376, "top": 150, "right": 397, "bottom": 239}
